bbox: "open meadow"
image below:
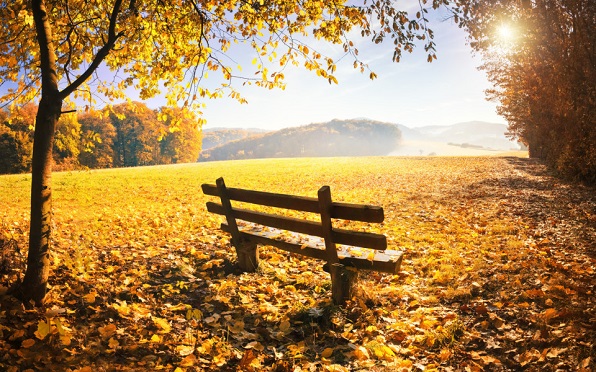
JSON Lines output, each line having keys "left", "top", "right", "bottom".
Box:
{"left": 1, "top": 155, "right": 594, "bottom": 371}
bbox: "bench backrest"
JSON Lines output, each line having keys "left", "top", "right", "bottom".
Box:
{"left": 202, "top": 177, "right": 388, "bottom": 267}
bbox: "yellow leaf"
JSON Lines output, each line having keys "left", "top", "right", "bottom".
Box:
{"left": 373, "top": 345, "right": 395, "bottom": 361}
{"left": 108, "top": 337, "right": 119, "bottom": 349}
{"left": 245, "top": 341, "right": 264, "bottom": 351}
{"left": 35, "top": 320, "right": 51, "bottom": 340}
{"left": 179, "top": 353, "right": 197, "bottom": 366}
{"left": 353, "top": 346, "right": 370, "bottom": 360}
{"left": 112, "top": 301, "right": 130, "bottom": 317}
{"left": 151, "top": 334, "right": 161, "bottom": 343}
{"left": 98, "top": 324, "right": 117, "bottom": 339}
{"left": 153, "top": 317, "right": 171, "bottom": 333}
{"left": 83, "top": 292, "right": 96, "bottom": 303}
{"left": 177, "top": 344, "right": 195, "bottom": 356}
{"left": 321, "top": 347, "right": 334, "bottom": 358}
{"left": 21, "top": 338, "right": 35, "bottom": 348}
{"left": 60, "top": 334, "right": 72, "bottom": 346}
{"left": 439, "top": 348, "right": 452, "bottom": 362}
{"left": 168, "top": 303, "right": 188, "bottom": 312}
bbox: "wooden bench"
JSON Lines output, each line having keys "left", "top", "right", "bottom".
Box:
{"left": 201, "top": 177, "right": 403, "bottom": 305}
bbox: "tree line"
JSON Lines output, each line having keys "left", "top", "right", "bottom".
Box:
{"left": 460, "top": 0, "right": 595, "bottom": 184}
{"left": 0, "top": 102, "right": 202, "bottom": 174}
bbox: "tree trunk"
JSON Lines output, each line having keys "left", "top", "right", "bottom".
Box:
{"left": 19, "top": 98, "right": 61, "bottom": 305}
{"left": 18, "top": 0, "right": 62, "bottom": 306}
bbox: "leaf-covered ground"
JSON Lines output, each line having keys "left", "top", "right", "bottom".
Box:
{"left": 0, "top": 155, "right": 594, "bottom": 371}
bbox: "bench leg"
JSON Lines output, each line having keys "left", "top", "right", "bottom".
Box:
{"left": 235, "top": 241, "right": 259, "bottom": 272}
{"left": 329, "top": 264, "right": 358, "bottom": 306}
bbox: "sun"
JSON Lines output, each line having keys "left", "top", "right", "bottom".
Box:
{"left": 497, "top": 24, "right": 516, "bottom": 42}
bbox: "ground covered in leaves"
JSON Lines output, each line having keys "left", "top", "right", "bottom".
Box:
{"left": 0, "top": 155, "right": 594, "bottom": 371}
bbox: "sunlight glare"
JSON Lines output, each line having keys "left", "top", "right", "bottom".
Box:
{"left": 497, "top": 24, "right": 515, "bottom": 42}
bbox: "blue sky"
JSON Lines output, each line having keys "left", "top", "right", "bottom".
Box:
{"left": 194, "top": 13, "right": 504, "bottom": 130}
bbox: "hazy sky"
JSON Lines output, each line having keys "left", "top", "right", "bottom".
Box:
{"left": 194, "top": 11, "right": 504, "bottom": 131}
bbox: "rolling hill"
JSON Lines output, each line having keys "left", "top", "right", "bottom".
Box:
{"left": 200, "top": 119, "right": 401, "bottom": 161}
{"left": 201, "top": 128, "right": 271, "bottom": 151}
{"left": 393, "top": 121, "right": 521, "bottom": 156}
{"left": 200, "top": 119, "right": 521, "bottom": 161}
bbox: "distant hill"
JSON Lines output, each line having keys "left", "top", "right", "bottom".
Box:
{"left": 201, "top": 128, "right": 270, "bottom": 151}
{"left": 200, "top": 119, "right": 401, "bottom": 161}
{"left": 393, "top": 121, "right": 521, "bottom": 156}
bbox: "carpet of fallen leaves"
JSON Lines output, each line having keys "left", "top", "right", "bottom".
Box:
{"left": 0, "top": 155, "right": 594, "bottom": 371}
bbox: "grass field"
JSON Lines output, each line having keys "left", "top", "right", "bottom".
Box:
{"left": 1, "top": 155, "right": 594, "bottom": 371}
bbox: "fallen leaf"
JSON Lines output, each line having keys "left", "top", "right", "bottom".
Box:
{"left": 543, "top": 308, "right": 558, "bottom": 322}
{"left": 83, "top": 292, "right": 96, "bottom": 303}
{"left": 108, "top": 337, "right": 119, "bottom": 349}
{"left": 239, "top": 349, "right": 256, "bottom": 369}
{"left": 176, "top": 344, "right": 195, "bottom": 356}
{"left": 279, "top": 320, "right": 291, "bottom": 333}
{"left": 321, "top": 347, "right": 334, "bottom": 358}
{"left": 21, "top": 339, "right": 35, "bottom": 348}
{"left": 179, "top": 353, "right": 197, "bottom": 366}
{"left": 353, "top": 346, "right": 370, "bottom": 360}
{"left": 112, "top": 300, "right": 130, "bottom": 317}
{"left": 153, "top": 317, "right": 171, "bottom": 333}
{"left": 35, "top": 320, "right": 51, "bottom": 340}
{"left": 98, "top": 324, "right": 117, "bottom": 340}
{"left": 229, "top": 320, "right": 245, "bottom": 333}
{"left": 244, "top": 341, "right": 264, "bottom": 352}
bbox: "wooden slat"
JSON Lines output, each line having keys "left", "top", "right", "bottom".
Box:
{"left": 210, "top": 203, "right": 322, "bottom": 236}
{"left": 231, "top": 228, "right": 330, "bottom": 261}
{"left": 220, "top": 224, "right": 402, "bottom": 274}
{"left": 332, "top": 203, "right": 384, "bottom": 223}
{"left": 208, "top": 202, "right": 387, "bottom": 250}
{"left": 202, "top": 183, "right": 320, "bottom": 213}
{"left": 205, "top": 201, "right": 224, "bottom": 215}
{"left": 339, "top": 250, "right": 404, "bottom": 274}
{"left": 202, "top": 183, "right": 384, "bottom": 223}
{"left": 333, "top": 228, "right": 387, "bottom": 250}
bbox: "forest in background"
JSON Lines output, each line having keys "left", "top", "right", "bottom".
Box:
{"left": 0, "top": 102, "right": 202, "bottom": 174}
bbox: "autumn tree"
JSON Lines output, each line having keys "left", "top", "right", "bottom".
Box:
{"left": 157, "top": 107, "right": 203, "bottom": 164}
{"left": 458, "top": 0, "right": 595, "bottom": 183}
{"left": 0, "top": 111, "right": 24, "bottom": 174}
{"left": 109, "top": 101, "right": 162, "bottom": 167}
{"left": 53, "top": 113, "right": 82, "bottom": 170}
{"left": 0, "top": 104, "right": 36, "bottom": 174}
{"left": 1, "top": 0, "right": 459, "bottom": 304}
{"left": 78, "top": 110, "right": 117, "bottom": 169}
